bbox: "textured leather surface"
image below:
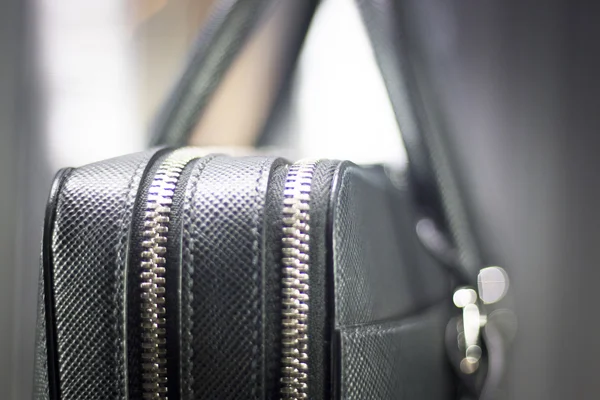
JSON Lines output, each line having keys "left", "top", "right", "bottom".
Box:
{"left": 181, "top": 155, "right": 285, "bottom": 399}
{"left": 33, "top": 267, "right": 49, "bottom": 400}
{"left": 49, "top": 151, "right": 158, "bottom": 400}
{"left": 331, "top": 163, "right": 450, "bottom": 327}
{"left": 331, "top": 163, "right": 453, "bottom": 399}
{"left": 36, "top": 152, "right": 454, "bottom": 399}
{"left": 339, "top": 303, "right": 453, "bottom": 399}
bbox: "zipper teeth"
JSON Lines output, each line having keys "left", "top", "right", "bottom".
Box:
{"left": 140, "top": 148, "right": 204, "bottom": 400}
{"left": 280, "top": 160, "right": 318, "bottom": 400}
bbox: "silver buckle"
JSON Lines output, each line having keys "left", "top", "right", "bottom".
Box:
{"left": 453, "top": 266, "right": 509, "bottom": 374}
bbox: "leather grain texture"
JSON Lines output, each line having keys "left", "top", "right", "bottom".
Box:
{"left": 33, "top": 267, "right": 49, "bottom": 400}
{"left": 181, "top": 155, "right": 285, "bottom": 399}
{"left": 331, "top": 163, "right": 453, "bottom": 399}
{"left": 35, "top": 152, "right": 454, "bottom": 400}
{"left": 331, "top": 164, "right": 450, "bottom": 328}
{"left": 339, "top": 303, "right": 453, "bottom": 399}
{"left": 50, "top": 151, "right": 158, "bottom": 400}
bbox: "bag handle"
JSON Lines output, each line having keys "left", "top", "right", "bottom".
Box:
{"left": 149, "top": 0, "right": 317, "bottom": 147}
{"left": 149, "top": 0, "right": 452, "bottom": 257}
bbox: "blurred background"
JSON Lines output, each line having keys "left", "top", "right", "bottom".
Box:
{"left": 2, "top": 0, "right": 600, "bottom": 399}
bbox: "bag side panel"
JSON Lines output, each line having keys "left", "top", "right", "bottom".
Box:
{"left": 51, "top": 150, "right": 159, "bottom": 400}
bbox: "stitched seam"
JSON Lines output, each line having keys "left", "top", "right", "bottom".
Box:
{"left": 333, "top": 164, "right": 352, "bottom": 328}
{"left": 340, "top": 299, "right": 446, "bottom": 337}
{"left": 182, "top": 154, "right": 218, "bottom": 399}
{"left": 114, "top": 157, "right": 149, "bottom": 400}
{"left": 183, "top": 160, "right": 202, "bottom": 400}
{"left": 251, "top": 159, "right": 269, "bottom": 400}
{"left": 344, "top": 326, "right": 397, "bottom": 339}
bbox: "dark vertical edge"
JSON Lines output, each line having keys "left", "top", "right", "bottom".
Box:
{"left": 329, "top": 331, "right": 342, "bottom": 400}
{"left": 384, "top": 0, "right": 485, "bottom": 272}
{"left": 42, "top": 167, "right": 73, "bottom": 400}
{"left": 353, "top": 0, "right": 445, "bottom": 227}
{"left": 256, "top": 0, "right": 319, "bottom": 147}
{"left": 326, "top": 162, "right": 347, "bottom": 400}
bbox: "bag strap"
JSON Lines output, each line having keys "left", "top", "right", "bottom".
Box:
{"left": 355, "top": 0, "right": 482, "bottom": 276}
{"left": 149, "top": 0, "right": 317, "bottom": 147}
{"left": 150, "top": 0, "right": 452, "bottom": 254}
{"left": 356, "top": 3, "right": 514, "bottom": 399}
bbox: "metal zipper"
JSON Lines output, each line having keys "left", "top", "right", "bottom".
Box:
{"left": 280, "top": 160, "right": 318, "bottom": 400}
{"left": 139, "top": 148, "right": 204, "bottom": 400}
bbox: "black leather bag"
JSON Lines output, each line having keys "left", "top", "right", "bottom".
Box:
{"left": 34, "top": 149, "right": 454, "bottom": 400}
{"left": 32, "top": 1, "right": 496, "bottom": 399}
